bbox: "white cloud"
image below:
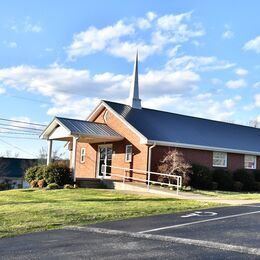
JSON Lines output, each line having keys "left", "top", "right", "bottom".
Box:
{"left": 255, "top": 94, "right": 260, "bottom": 107}
{"left": 24, "top": 17, "right": 42, "bottom": 33}
{"left": 143, "top": 93, "right": 235, "bottom": 122}
{"left": 226, "top": 79, "right": 247, "bottom": 89}
{"left": 253, "top": 81, "right": 260, "bottom": 88}
{"left": 223, "top": 99, "right": 235, "bottom": 109}
{"left": 0, "top": 87, "right": 6, "bottom": 94}
{"left": 234, "top": 68, "right": 248, "bottom": 76}
{"left": 67, "top": 20, "right": 134, "bottom": 60}
{"left": 146, "top": 11, "right": 157, "bottom": 21}
{"left": 0, "top": 63, "right": 200, "bottom": 118}
{"left": 222, "top": 30, "right": 234, "bottom": 39}
{"left": 66, "top": 11, "right": 205, "bottom": 61}
{"left": 3, "top": 41, "right": 17, "bottom": 48}
{"left": 244, "top": 36, "right": 260, "bottom": 53}
{"left": 166, "top": 55, "right": 235, "bottom": 72}
{"left": 107, "top": 41, "right": 159, "bottom": 62}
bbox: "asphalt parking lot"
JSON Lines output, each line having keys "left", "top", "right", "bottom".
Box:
{"left": 1, "top": 204, "right": 260, "bottom": 259}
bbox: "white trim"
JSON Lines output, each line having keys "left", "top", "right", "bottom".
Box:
{"left": 87, "top": 101, "right": 148, "bottom": 144}
{"left": 96, "top": 144, "right": 113, "bottom": 179}
{"left": 125, "top": 145, "right": 132, "bottom": 162}
{"left": 244, "top": 155, "right": 257, "bottom": 169}
{"left": 146, "top": 139, "right": 260, "bottom": 156}
{"left": 212, "top": 152, "right": 227, "bottom": 168}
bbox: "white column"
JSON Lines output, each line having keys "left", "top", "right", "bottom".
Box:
{"left": 71, "top": 136, "right": 79, "bottom": 183}
{"left": 47, "top": 139, "right": 53, "bottom": 165}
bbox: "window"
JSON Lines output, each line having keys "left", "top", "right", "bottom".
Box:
{"left": 213, "top": 152, "right": 227, "bottom": 167}
{"left": 125, "top": 145, "right": 132, "bottom": 162}
{"left": 244, "top": 155, "right": 256, "bottom": 169}
{"left": 80, "top": 148, "right": 86, "bottom": 163}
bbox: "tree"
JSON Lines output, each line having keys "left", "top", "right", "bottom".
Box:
{"left": 158, "top": 149, "right": 191, "bottom": 186}
{"left": 38, "top": 146, "right": 69, "bottom": 165}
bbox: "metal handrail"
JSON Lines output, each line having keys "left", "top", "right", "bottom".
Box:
{"left": 101, "top": 164, "right": 182, "bottom": 195}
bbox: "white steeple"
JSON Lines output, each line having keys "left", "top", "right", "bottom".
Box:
{"left": 128, "top": 51, "right": 142, "bottom": 109}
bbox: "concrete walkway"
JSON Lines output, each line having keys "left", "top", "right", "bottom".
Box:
{"left": 105, "top": 181, "right": 260, "bottom": 205}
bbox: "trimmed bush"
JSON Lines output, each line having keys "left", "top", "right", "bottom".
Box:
{"left": 190, "top": 164, "right": 212, "bottom": 190}
{"left": 44, "top": 163, "right": 72, "bottom": 186}
{"left": 254, "top": 170, "right": 260, "bottom": 182}
{"left": 64, "top": 184, "right": 74, "bottom": 189}
{"left": 30, "top": 180, "right": 38, "bottom": 188}
{"left": 46, "top": 183, "right": 59, "bottom": 190}
{"left": 233, "top": 169, "right": 256, "bottom": 191}
{"left": 212, "top": 169, "right": 233, "bottom": 191}
{"left": 254, "top": 182, "right": 260, "bottom": 192}
{"left": 25, "top": 166, "right": 39, "bottom": 183}
{"left": 35, "top": 165, "right": 46, "bottom": 181}
{"left": 211, "top": 181, "right": 218, "bottom": 190}
{"left": 233, "top": 181, "right": 243, "bottom": 192}
{"left": 37, "top": 179, "right": 47, "bottom": 188}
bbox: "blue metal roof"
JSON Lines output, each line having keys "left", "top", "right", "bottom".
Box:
{"left": 56, "top": 117, "right": 121, "bottom": 137}
{"left": 104, "top": 100, "right": 260, "bottom": 153}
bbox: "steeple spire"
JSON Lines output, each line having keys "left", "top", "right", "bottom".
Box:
{"left": 128, "top": 51, "right": 142, "bottom": 109}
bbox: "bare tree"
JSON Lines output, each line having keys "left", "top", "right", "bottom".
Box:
{"left": 158, "top": 149, "right": 191, "bottom": 186}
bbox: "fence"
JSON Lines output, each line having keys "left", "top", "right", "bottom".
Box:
{"left": 101, "top": 164, "right": 182, "bottom": 195}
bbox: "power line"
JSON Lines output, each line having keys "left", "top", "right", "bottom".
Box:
{"left": 0, "top": 126, "right": 41, "bottom": 134}
{"left": 0, "top": 131, "right": 38, "bottom": 136}
{"left": 0, "top": 117, "right": 46, "bottom": 127}
{"left": 0, "top": 135, "right": 41, "bottom": 140}
{"left": 0, "top": 123, "right": 43, "bottom": 131}
{"left": 0, "top": 138, "right": 37, "bottom": 156}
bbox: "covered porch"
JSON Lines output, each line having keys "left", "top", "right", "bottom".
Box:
{"left": 40, "top": 117, "right": 123, "bottom": 183}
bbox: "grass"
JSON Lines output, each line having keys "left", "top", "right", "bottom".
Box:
{"left": 188, "top": 189, "right": 260, "bottom": 200}
{"left": 0, "top": 188, "right": 220, "bottom": 238}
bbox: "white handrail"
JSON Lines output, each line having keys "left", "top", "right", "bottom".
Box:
{"left": 101, "top": 164, "right": 182, "bottom": 195}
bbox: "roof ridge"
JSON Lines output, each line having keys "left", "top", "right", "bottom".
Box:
{"left": 102, "top": 100, "right": 260, "bottom": 131}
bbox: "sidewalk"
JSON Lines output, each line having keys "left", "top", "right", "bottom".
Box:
{"left": 105, "top": 181, "right": 260, "bottom": 205}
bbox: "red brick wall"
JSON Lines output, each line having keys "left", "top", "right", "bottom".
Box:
{"left": 151, "top": 146, "right": 259, "bottom": 173}
{"left": 75, "top": 107, "right": 149, "bottom": 181}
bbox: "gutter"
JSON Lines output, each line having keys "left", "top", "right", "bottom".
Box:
{"left": 147, "top": 142, "right": 156, "bottom": 190}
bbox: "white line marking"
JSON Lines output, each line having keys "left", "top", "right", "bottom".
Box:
{"left": 65, "top": 226, "right": 260, "bottom": 256}
{"left": 139, "top": 210, "right": 260, "bottom": 234}
{"left": 181, "top": 211, "right": 217, "bottom": 218}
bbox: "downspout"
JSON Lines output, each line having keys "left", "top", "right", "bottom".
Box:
{"left": 147, "top": 142, "right": 156, "bottom": 190}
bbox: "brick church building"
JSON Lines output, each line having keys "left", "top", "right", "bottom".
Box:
{"left": 41, "top": 54, "right": 260, "bottom": 185}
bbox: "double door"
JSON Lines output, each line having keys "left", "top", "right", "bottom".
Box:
{"left": 97, "top": 145, "right": 112, "bottom": 178}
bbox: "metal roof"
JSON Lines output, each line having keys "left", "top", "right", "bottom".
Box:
{"left": 56, "top": 117, "right": 121, "bottom": 137}
{"left": 104, "top": 100, "right": 260, "bottom": 154}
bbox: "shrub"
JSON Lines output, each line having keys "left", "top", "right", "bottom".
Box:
{"left": 211, "top": 181, "right": 218, "bottom": 190}
{"left": 233, "top": 169, "right": 256, "bottom": 191}
{"left": 30, "top": 180, "right": 38, "bottom": 188}
{"left": 37, "top": 179, "right": 47, "bottom": 188}
{"left": 46, "top": 183, "right": 59, "bottom": 190}
{"left": 254, "top": 182, "right": 260, "bottom": 192}
{"left": 44, "top": 163, "right": 72, "bottom": 186}
{"left": 233, "top": 181, "right": 243, "bottom": 192}
{"left": 212, "top": 169, "right": 233, "bottom": 191}
{"left": 254, "top": 170, "right": 260, "bottom": 182}
{"left": 25, "top": 166, "right": 39, "bottom": 183}
{"left": 35, "top": 165, "right": 46, "bottom": 181}
{"left": 190, "top": 164, "right": 212, "bottom": 190}
{"left": 64, "top": 184, "right": 74, "bottom": 189}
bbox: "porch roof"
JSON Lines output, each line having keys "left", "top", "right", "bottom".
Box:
{"left": 40, "top": 116, "right": 123, "bottom": 142}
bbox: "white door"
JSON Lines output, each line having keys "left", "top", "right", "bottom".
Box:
{"left": 96, "top": 145, "right": 112, "bottom": 178}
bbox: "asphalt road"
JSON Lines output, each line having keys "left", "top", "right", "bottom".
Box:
{"left": 1, "top": 204, "right": 260, "bottom": 259}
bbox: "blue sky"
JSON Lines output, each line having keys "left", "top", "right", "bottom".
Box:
{"left": 0, "top": 0, "right": 260, "bottom": 158}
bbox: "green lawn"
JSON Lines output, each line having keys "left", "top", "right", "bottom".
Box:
{"left": 0, "top": 188, "right": 220, "bottom": 238}
{"left": 189, "top": 189, "right": 260, "bottom": 200}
